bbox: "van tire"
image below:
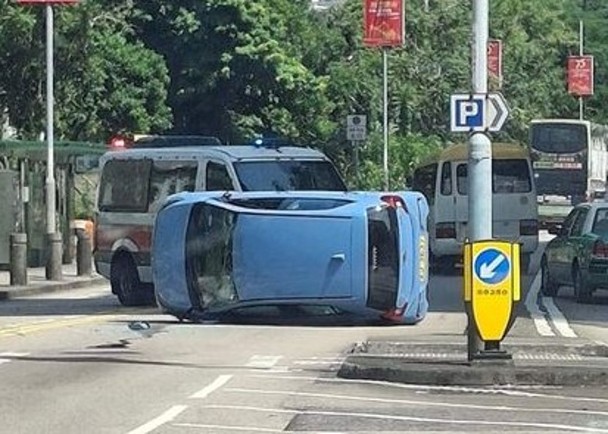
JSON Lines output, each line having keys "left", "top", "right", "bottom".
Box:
{"left": 111, "top": 255, "right": 154, "bottom": 307}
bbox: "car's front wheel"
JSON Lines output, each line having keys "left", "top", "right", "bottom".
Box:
{"left": 540, "top": 257, "right": 559, "bottom": 297}
{"left": 573, "top": 265, "right": 593, "bottom": 304}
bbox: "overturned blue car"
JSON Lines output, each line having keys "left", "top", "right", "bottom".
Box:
{"left": 152, "top": 191, "right": 430, "bottom": 324}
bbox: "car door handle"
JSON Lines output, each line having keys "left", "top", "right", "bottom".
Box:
{"left": 331, "top": 253, "right": 346, "bottom": 262}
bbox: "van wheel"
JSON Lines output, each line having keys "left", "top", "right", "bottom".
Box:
{"left": 521, "top": 254, "right": 531, "bottom": 275}
{"left": 111, "top": 255, "right": 154, "bottom": 307}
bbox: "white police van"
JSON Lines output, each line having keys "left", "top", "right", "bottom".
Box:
{"left": 94, "top": 136, "right": 346, "bottom": 306}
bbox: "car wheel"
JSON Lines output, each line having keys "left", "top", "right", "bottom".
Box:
{"left": 111, "top": 255, "right": 154, "bottom": 307}
{"left": 521, "top": 254, "right": 531, "bottom": 276}
{"left": 540, "top": 258, "right": 559, "bottom": 297}
{"left": 573, "top": 265, "right": 593, "bottom": 304}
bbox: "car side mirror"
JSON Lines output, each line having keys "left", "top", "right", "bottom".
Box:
{"left": 548, "top": 225, "right": 562, "bottom": 236}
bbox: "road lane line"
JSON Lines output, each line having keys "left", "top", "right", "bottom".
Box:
{"left": 524, "top": 272, "right": 555, "bottom": 336}
{"left": 542, "top": 296, "right": 578, "bottom": 338}
{"left": 0, "top": 314, "right": 117, "bottom": 339}
{"left": 189, "top": 374, "right": 232, "bottom": 399}
{"left": 247, "top": 375, "right": 608, "bottom": 404}
{"left": 126, "top": 405, "right": 188, "bottom": 434}
{"left": 225, "top": 387, "right": 608, "bottom": 417}
{"left": 201, "top": 405, "right": 608, "bottom": 433}
{"left": 174, "top": 423, "right": 283, "bottom": 432}
{"left": 246, "top": 355, "right": 283, "bottom": 369}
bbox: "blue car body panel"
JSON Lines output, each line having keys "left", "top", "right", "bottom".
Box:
{"left": 151, "top": 191, "right": 429, "bottom": 323}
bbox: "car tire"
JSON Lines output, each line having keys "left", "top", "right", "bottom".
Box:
{"left": 111, "top": 254, "right": 154, "bottom": 307}
{"left": 573, "top": 265, "right": 593, "bottom": 304}
{"left": 540, "top": 257, "right": 559, "bottom": 297}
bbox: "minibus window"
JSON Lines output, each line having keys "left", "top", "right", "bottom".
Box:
{"left": 440, "top": 162, "right": 452, "bottom": 195}
{"left": 454, "top": 160, "right": 531, "bottom": 195}
{"left": 412, "top": 164, "right": 437, "bottom": 204}
{"left": 148, "top": 161, "right": 198, "bottom": 212}
{"left": 493, "top": 159, "right": 531, "bottom": 193}
{"left": 457, "top": 164, "right": 468, "bottom": 195}
{"left": 99, "top": 159, "right": 151, "bottom": 212}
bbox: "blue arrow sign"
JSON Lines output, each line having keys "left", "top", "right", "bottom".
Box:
{"left": 474, "top": 248, "right": 510, "bottom": 285}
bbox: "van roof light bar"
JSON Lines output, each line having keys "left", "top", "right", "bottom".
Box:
{"left": 131, "top": 135, "right": 222, "bottom": 148}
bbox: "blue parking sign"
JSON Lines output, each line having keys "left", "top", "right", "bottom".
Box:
{"left": 450, "top": 94, "right": 485, "bottom": 132}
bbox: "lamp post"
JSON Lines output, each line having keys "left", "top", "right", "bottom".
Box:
{"left": 16, "top": 0, "right": 80, "bottom": 280}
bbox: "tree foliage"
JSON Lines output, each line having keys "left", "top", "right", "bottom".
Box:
{"left": 0, "top": 0, "right": 604, "bottom": 189}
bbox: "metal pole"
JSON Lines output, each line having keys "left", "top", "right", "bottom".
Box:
{"left": 467, "top": 0, "right": 492, "bottom": 360}
{"left": 353, "top": 140, "right": 360, "bottom": 189}
{"left": 579, "top": 19, "right": 584, "bottom": 121}
{"left": 383, "top": 48, "right": 389, "bottom": 190}
{"left": 45, "top": 5, "right": 61, "bottom": 280}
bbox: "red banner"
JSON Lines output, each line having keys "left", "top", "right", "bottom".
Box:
{"left": 363, "top": 0, "right": 404, "bottom": 48}
{"left": 487, "top": 39, "right": 502, "bottom": 83}
{"left": 567, "top": 55, "right": 594, "bottom": 96}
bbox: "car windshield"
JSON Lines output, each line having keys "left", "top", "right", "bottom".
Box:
{"left": 234, "top": 160, "right": 346, "bottom": 192}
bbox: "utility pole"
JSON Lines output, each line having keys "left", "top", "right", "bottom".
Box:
{"left": 383, "top": 48, "right": 389, "bottom": 190}
{"left": 45, "top": 4, "right": 62, "bottom": 281}
{"left": 467, "top": 0, "right": 492, "bottom": 360}
{"left": 579, "top": 19, "right": 584, "bottom": 120}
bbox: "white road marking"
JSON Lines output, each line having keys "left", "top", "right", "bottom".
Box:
{"left": 225, "top": 387, "right": 608, "bottom": 418}
{"left": 126, "top": 405, "right": 188, "bottom": 434}
{"left": 173, "top": 423, "right": 283, "bottom": 432}
{"left": 542, "top": 296, "right": 578, "bottom": 338}
{"left": 247, "top": 374, "right": 608, "bottom": 404}
{"left": 189, "top": 375, "right": 232, "bottom": 399}
{"left": 524, "top": 272, "right": 556, "bottom": 336}
{"left": 201, "top": 405, "right": 608, "bottom": 433}
{"left": 246, "top": 355, "right": 283, "bottom": 369}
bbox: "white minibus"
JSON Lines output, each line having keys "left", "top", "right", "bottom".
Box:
{"left": 412, "top": 143, "right": 538, "bottom": 272}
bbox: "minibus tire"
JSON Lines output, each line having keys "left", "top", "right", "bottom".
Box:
{"left": 111, "top": 255, "right": 151, "bottom": 307}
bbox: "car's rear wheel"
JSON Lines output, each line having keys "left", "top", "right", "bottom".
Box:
{"left": 111, "top": 254, "right": 154, "bottom": 306}
{"left": 573, "top": 265, "right": 593, "bottom": 304}
{"left": 540, "top": 257, "right": 559, "bottom": 297}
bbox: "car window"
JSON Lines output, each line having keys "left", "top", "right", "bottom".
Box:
{"left": 570, "top": 208, "right": 589, "bottom": 237}
{"left": 560, "top": 209, "right": 579, "bottom": 236}
{"left": 206, "top": 161, "right": 234, "bottom": 191}
{"left": 592, "top": 208, "right": 608, "bottom": 237}
{"left": 493, "top": 159, "right": 531, "bottom": 193}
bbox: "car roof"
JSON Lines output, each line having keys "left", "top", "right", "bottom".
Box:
{"left": 100, "top": 145, "right": 329, "bottom": 163}
{"left": 576, "top": 201, "right": 608, "bottom": 212}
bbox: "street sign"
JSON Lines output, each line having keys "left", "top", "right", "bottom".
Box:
{"left": 487, "top": 39, "right": 503, "bottom": 87}
{"left": 567, "top": 55, "right": 594, "bottom": 96}
{"left": 450, "top": 93, "right": 509, "bottom": 133}
{"left": 463, "top": 240, "right": 521, "bottom": 342}
{"left": 363, "top": 0, "right": 404, "bottom": 47}
{"left": 347, "top": 115, "right": 367, "bottom": 141}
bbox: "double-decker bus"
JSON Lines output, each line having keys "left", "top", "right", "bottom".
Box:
{"left": 530, "top": 119, "right": 608, "bottom": 229}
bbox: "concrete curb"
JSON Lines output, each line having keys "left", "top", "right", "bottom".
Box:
{"left": 0, "top": 277, "right": 107, "bottom": 301}
{"left": 338, "top": 354, "right": 608, "bottom": 386}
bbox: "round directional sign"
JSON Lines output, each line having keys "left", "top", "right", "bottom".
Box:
{"left": 474, "top": 248, "right": 510, "bottom": 285}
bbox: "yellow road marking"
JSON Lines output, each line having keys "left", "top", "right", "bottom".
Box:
{"left": 0, "top": 311, "right": 125, "bottom": 338}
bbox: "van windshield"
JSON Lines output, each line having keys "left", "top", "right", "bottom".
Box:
{"left": 234, "top": 160, "right": 346, "bottom": 192}
{"left": 456, "top": 159, "right": 532, "bottom": 195}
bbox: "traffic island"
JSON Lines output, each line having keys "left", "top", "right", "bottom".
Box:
{"left": 337, "top": 341, "right": 608, "bottom": 386}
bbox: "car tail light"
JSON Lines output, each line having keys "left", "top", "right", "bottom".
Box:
{"left": 381, "top": 195, "right": 406, "bottom": 210}
{"left": 593, "top": 240, "right": 608, "bottom": 258}
{"left": 436, "top": 222, "right": 456, "bottom": 239}
{"left": 520, "top": 219, "right": 538, "bottom": 236}
{"left": 107, "top": 135, "right": 132, "bottom": 151}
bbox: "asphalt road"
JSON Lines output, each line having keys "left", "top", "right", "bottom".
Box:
{"left": 0, "top": 250, "right": 606, "bottom": 433}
